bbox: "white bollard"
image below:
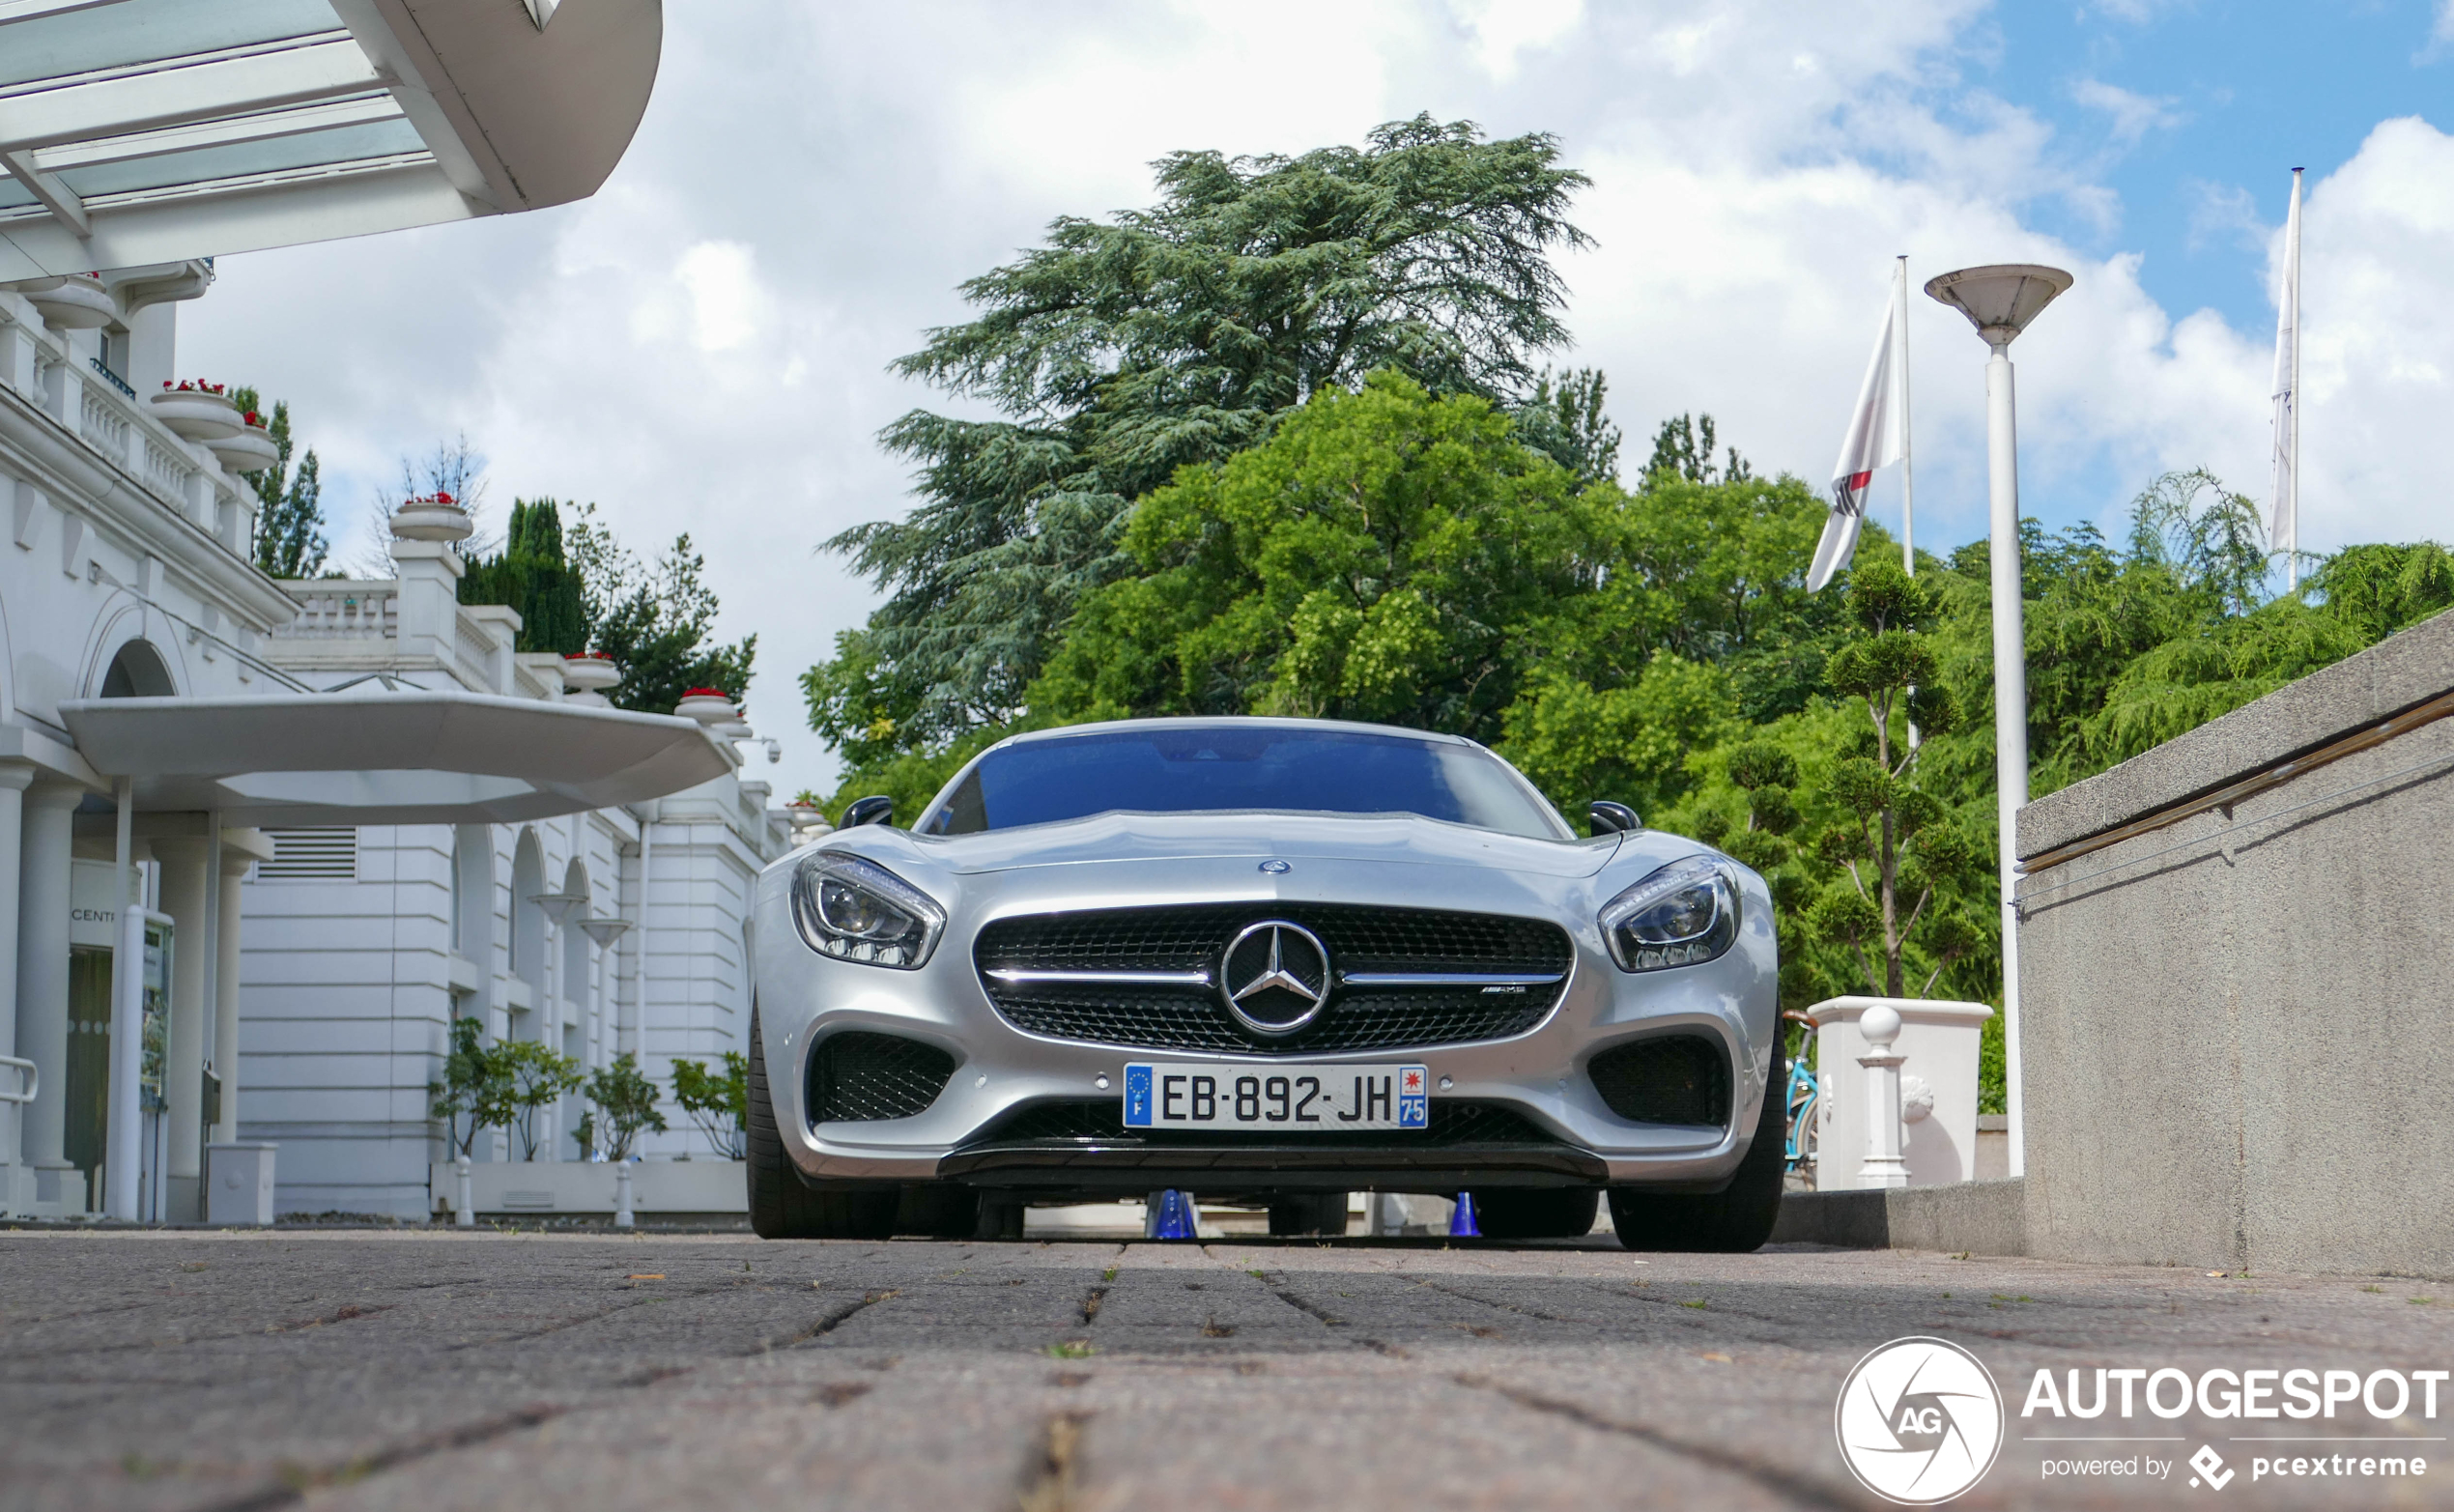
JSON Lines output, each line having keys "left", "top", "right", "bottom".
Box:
{"left": 1857, "top": 1004, "right": 1910, "bottom": 1189}
{"left": 614, "top": 1160, "right": 635, "bottom": 1228}
{"left": 454, "top": 1155, "right": 473, "bottom": 1227}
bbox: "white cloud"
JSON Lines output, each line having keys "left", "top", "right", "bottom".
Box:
{"left": 1448, "top": 0, "right": 1584, "bottom": 81}
{"left": 174, "top": 1, "right": 2454, "bottom": 799}
{"left": 2069, "top": 77, "right": 2184, "bottom": 145}
{"left": 2424, "top": 0, "right": 2454, "bottom": 62}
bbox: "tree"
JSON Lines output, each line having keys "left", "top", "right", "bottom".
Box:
{"left": 232, "top": 386, "right": 328, "bottom": 579}
{"left": 1795, "top": 558, "right": 1978, "bottom": 997}
{"left": 1641, "top": 414, "right": 1752, "bottom": 489}
{"left": 810, "top": 115, "right": 1592, "bottom": 756}
{"left": 1513, "top": 367, "right": 1623, "bottom": 488}
{"left": 427, "top": 1015, "right": 513, "bottom": 1159}
{"left": 670, "top": 1052, "right": 748, "bottom": 1161}
{"left": 581, "top": 528, "right": 757, "bottom": 716}
{"left": 492, "top": 1040, "right": 583, "bottom": 1160}
{"left": 583, "top": 1052, "right": 667, "bottom": 1160}
{"left": 1028, "top": 371, "right": 1589, "bottom": 741}
{"left": 458, "top": 499, "right": 588, "bottom": 653}
{"left": 451, "top": 494, "right": 758, "bottom": 715}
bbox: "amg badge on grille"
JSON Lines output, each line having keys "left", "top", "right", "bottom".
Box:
{"left": 1220, "top": 920, "right": 1330, "bottom": 1037}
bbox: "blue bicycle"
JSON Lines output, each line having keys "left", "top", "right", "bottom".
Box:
{"left": 1781, "top": 1011, "right": 1820, "bottom": 1177}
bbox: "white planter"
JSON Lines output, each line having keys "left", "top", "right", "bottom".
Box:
{"left": 390, "top": 502, "right": 473, "bottom": 542}
{"left": 1805, "top": 995, "right": 1994, "bottom": 1188}
{"left": 674, "top": 693, "right": 736, "bottom": 725}
{"left": 207, "top": 426, "right": 280, "bottom": 474}
{"left": 428, "top": 1158, "right": 746, "bottom": 1216}
{"left": 560, "top": 657, "right": 622, "bottom": 693}
{"left": 149, "top": 387, "right": 242, "bottom": 442}
{"left": 15, "top": 274, "right": 114, "bottom": 330}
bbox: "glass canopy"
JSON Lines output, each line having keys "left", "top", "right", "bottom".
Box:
{"left": 0, "top": 0, "right": 662, "bottom": 280}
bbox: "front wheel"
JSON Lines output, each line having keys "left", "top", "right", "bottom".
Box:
{"left": 746, "top": 1002, "right": 897, "bottom": 1240}
{"left": 1608, "top": 1058, "right": 1785, "bottom": 1253}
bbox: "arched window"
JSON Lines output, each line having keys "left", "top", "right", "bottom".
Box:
{"left": 100, "top": 640, "right": 175, "bottom": 698}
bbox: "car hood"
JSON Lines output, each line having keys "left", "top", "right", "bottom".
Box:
{"left": 893, "top": 811, "right": 1622, "bottom": 879}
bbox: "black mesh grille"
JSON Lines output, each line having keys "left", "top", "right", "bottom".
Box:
{"left": 976, "top": 903, "right": 1572, "bottom": 1054}
{"left": 1587, "top": 1036, "right": 1729, "bottom": 1126}
{"left": 809, "top": 1032, "right": 956, "bottom": 1123}
{"left": 963, "top": 1098, "right": 1556, "bottom": 1149}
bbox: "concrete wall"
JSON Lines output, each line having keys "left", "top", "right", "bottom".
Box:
{"left": 2014, "top": 607, "right": 2454, "bottom": 1278}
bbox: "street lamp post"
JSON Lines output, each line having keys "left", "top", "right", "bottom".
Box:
{"left": 1922, "top": 263, "right": 2071, "bottom": 1183}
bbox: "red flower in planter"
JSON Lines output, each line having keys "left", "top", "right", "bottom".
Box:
{"left": 681, "top": 687, "right": 732, "bottom": 700}
{"left": 243, "top": 412, "right": 264, "bottom": 427}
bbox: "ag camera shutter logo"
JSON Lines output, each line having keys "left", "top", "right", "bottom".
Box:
{"left": 1836, "top": 1336, "right": 2006, "bottom": 1504}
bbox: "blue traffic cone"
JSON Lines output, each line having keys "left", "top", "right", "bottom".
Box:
{"left": 1450, "top": 1191, "right": 1481, "bottom": 1238}
{"left": 1151, "top": 1188, "right": 1199, "bottom": 1240}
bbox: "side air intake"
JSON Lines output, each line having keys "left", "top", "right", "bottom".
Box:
{"left": 1587, "top": 1036, "right": 1729, "bottom": 1127}
{"left": 808, "top": 1032, "right": 956, "bottom": 1123}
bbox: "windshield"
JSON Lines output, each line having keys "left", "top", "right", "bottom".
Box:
{"left": 922, "top": 726, "right": 1568, "bottom": 840}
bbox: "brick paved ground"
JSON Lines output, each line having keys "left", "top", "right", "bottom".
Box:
{"left": 1, "top": 1230, "right": 2446, "bottom": 1510}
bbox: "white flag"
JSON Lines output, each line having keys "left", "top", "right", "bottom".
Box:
{"left": 1810, "top": 287, "right": 1907, "bottom": 591}
{"left": 2269, "top": 169, "right": 2301, "bottom": 563}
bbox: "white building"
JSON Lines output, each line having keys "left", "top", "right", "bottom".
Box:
{"left": 239, "top": 552, "right": 794, "bottom": 1220}
{"left": 0, "top": 0, "right": 785, "bottom": 1225}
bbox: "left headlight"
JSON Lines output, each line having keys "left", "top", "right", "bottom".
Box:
{"left": 1599, "top": 856, "right": 1739, "bottom": 973}
{"left": 790, "top": 852, "right": 946, "bottom": 969}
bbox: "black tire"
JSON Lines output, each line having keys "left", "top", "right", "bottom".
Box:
{"left": 746, "top": 1002, "right": 897, "bottom": 1240}
{"left": 1608, "top": 1058, "right": 1785, "bottom": 1253}
{"left": 1470, "top": 1187, "right": 1600, "bottom": 1241}
{"left": 897, "top": 1183, "right": 981, "bottom": 1239}
{"left": 1267, "top": 1192, "right": 1350, "bottom": 1237}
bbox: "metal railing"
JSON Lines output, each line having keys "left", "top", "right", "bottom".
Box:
{"left": 87, "top": 356, "right": 136, "bottom": 399}
{"left": 0, "top": 1053, "right": 36, "bottom": 1106}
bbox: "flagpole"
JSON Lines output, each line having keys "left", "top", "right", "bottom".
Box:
{"left": 1898, "top": 255, "right": 1921, "bottom": 756}
{"left": 2287, "top": 167, "right": 2302, "bottom": 594}
{"left": 1897, "top": 255, "right": 1915, "bottom": 578}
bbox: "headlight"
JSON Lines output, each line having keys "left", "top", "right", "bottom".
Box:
{"left": 1599, "top": 857, "right": 1739, "bottom": 973}
{"left": 790, "top": 852, "right": 945, "bottom": 969}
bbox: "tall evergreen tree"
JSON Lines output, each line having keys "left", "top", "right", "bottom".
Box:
{"left": 458, "top": 499, "right": 588, "bottom": 653}
{"left": 810, "top": 115, "right": 1592, "bottom": 756}
{"left": 232, "top": 386, "right": 327, "bottom": 579}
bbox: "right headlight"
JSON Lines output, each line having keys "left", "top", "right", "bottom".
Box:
{"left": 790, "top": 852, "right": 945, "bottom": 969}
{"left": 1599, "top": 856, "right": 1739, "bottom": 973}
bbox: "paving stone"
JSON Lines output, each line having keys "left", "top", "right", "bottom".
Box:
{"left": 0, "top": 1230, "right": 2446, "bottom": 1509}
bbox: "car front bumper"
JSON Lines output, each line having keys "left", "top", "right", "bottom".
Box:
{"left": 752, "top": 852, "right": 1780, "bottom": 1200}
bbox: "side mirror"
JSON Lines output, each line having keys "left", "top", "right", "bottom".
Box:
{"left": 842, "top": 795, "right": 895, "bottom": 828}
{"left": 1587, "top": 800, "right": 1641, "bottom": 836}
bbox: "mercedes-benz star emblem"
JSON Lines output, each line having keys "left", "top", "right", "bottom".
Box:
{"left": 1220, "top": 920, "right": 1330, "bottom": 1038}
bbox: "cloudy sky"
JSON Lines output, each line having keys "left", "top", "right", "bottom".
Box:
{"left": 181, "top": 0, "right": 2454, "bottom": 800}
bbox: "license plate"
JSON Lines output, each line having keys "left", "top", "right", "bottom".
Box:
{"left": 1122, "top": 1063, "right": 1429, "bottom": 1131}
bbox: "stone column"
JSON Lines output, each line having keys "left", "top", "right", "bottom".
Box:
{"left": 153, "top": 834, "right": 213, "bottom": 1222}
{"left": 0, "top": 765, "right": 28, "bottom": 1180}
{"left": 15, "top": 783, "right": 80, "bottom": 1195}
{"left": 211, "top": 840, "right": 252, "bottom": 1146}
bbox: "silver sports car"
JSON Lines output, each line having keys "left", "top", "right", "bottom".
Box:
{"left": 746, "top": 717, "right": 1783, "bottom": 1249}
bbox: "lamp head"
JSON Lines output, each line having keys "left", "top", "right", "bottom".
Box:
{"left": 1924, "top": 264, "right": 2072, "bottom": 349}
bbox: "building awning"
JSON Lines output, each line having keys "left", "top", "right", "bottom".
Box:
{"left": 0, "top": 0, "right": 663, "bottom": 280}
{"left": 58, "top": 689, "right": 729, "bottom": 825}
